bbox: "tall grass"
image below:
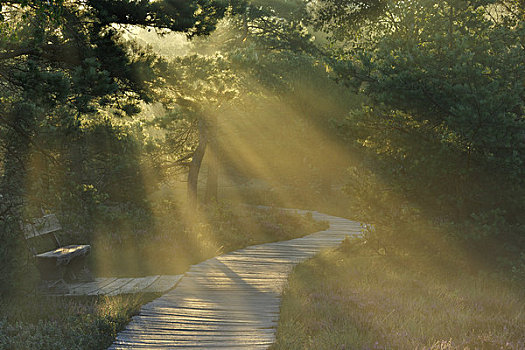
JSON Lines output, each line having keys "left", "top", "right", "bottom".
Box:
{"left": 272, "top": 240, "right": 525, "bottom": 349}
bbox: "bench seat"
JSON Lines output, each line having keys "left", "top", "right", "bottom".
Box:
{"left": 36, "top": 244, "right": 91, "bottom": 266}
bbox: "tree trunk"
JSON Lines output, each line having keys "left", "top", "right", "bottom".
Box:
{"left": 187, "top": 118, "right": 208, "bottom": 210}
{"left": 0, "top": 109, "right": 36, "bottom": 298}
{"left": 205, "top": 115, "right": 218, "bottom": 204}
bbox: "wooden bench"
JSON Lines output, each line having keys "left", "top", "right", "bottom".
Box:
{"left": 22, "top": 214, "right": 92, "bottom": 291}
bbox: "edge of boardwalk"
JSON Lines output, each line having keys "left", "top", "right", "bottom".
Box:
{"left": 109, "top": 208, "right": 363, "bottom": 350}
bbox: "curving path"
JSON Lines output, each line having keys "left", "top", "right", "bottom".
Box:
{"left": 109, "top": 208, "right": 362, "bottom": 349}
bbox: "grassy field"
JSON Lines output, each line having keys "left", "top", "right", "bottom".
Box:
{"left": 271, "top": 239, "right": 525, "bottom": 350}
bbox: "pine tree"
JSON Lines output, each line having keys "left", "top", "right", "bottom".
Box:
{"left": 0, "top": 0, "right": 232, "bottom": 297}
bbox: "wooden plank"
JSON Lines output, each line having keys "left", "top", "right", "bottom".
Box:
{"left": 116, "top": 332, "right": 276, "bottom": 342}
{"left": 142, "top": 275, "right": 182, "bottom": 293}
{"left": 156, "top": 296, "right": 281, "bottom": 306}
{"left": 121, "top": 321, "right": 278, "bottom": 332}
{"left": 182, "top": 275, "right": 289, "bottom": 283}
{"left": 113, "top": 335, "right": 276, "bottom": 344}
{"left": 129, "top": 315, "right": 277, "bottom": 327}
{"left": 226, "top": 250, "right": 310, "bottom": 257}
{"left": 108, "top": 277, "right": 150, "bottom": 296}
{"left": 187, "top": 264, "right": 293, "bottom": 273}
{"left": 22, "top": 214, "right": 61, "bottom": 239}
{"left": 119, "top": 275, "right": 161, "bottom": 294}
{"left": 36, "top": 245, "right": 90, "bottom": 259}
{"left": 106, "top": 275, "right": 159, "bottom": 296}
{"left": 111, "top": 341, "right": 274, "bottom": 349}
{"left": 173, "top": 280, "right": 288, "bottom": 287}
{"left": 127, "top": 321, "right": 276, "bottom": 330}
{"left": 185, "top": 269, "right": 288, "bottom": 275}
{"left": 139, "top": 304, "right": 281, "bottom": 315}
{"left": 110, "top": 345, "right": 270, "bottom": 350}
{"left": 57, "top": 275, "right": 182, "bottom": 296}
{"left": 117, "top": 325, "right": 276, "bottom": 336}
{"left": 229, "top": 248, "right": 313, "bottom": 255}
{"left": 113, "top": 335, "right": 275, "bottom": 345}
{"left": 138, "top": 308, "right": 280, "bottom": 319}
{"left": 173, "top": 282, "right": 288, "bottom": 289}
{"left": 170, "top": 285, "right": 284, "bottom": 294}
{"left": 98, "top": 278, "right": 135, "bottom": 295}
{"left": 141, "top": 296, "right": 281, "bottom": 306}
{"left": 127, "top": 314, "right": 279, "bottom": 326}
{"left": 156, "top": 297, "right": 281, "bottom": 306}
{"left": 66, "top": 277, "right": 115, "bottom": 295}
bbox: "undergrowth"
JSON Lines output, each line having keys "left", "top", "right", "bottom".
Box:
{"left": 90, "top": 203, "right": 328, "bottom": 276}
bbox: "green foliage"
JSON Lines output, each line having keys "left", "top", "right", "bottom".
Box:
{"left": 343, "top": 1, "right": 525, "bottom": 177}
{"left": 331, "top": 0, "right": 525, "bottom": 273}
{"left": 88, "top": 0, "right": 231, "bottom": 36}
{"left": 0, "top": 0, "right": 232, "bottom": 297}
{"left": 159, "top": 53, "right": 240, "bottom": 110}
{"left": 307, "top": 0, "right": 388, "bottom": 38}
{"left": 0, "top": 214, "right": 31, "bottom": 298}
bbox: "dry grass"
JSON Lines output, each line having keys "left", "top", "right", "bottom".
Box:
{"left": 272, "top": 242, "right": 525, "bottom": 350}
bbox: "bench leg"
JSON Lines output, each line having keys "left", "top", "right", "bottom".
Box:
{"left": 35, "top": 258, "right": 64, "bottom": 281}
{"left": 64, "top": 256, "right": 94, "bottom": 282}
{"left": 35, "top": 255, "right": 94, "bottom": 289}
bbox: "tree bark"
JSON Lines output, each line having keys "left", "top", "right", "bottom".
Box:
{"left": 204, "top": 115, "right": 218, "bottom": 204}
{"left": 187, "top": 118, "right": 208, "bottom": 210}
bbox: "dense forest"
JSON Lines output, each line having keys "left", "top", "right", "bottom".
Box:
{"left": 0, "top": 0, "right": 524, "bottom": 346}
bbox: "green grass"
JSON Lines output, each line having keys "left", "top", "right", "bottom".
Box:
{"left": 271, "top": 240, "right": 525, "bottom": 349}
{"left": 0, "top": 293, "right": 158, "bottom": 350}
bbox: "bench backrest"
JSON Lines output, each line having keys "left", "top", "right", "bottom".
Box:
{"left": 22, "top": 214, "right": 61, "bottom": 239}
{"left": 22, "top": 214, "right": 62, "bottom": 254}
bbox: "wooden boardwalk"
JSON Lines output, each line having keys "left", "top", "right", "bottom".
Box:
{"left": 109, "top": 209, "right": 362, "bottom": 349}
{"left": 61, "top": 275, "right": 183, "bottom": 296}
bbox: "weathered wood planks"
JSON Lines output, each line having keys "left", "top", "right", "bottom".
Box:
{"left": 61, "top": 275, "right": 182, "bottom": 296}
{"left": 109, "top": 210, "right": 362, "bottom": 349}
